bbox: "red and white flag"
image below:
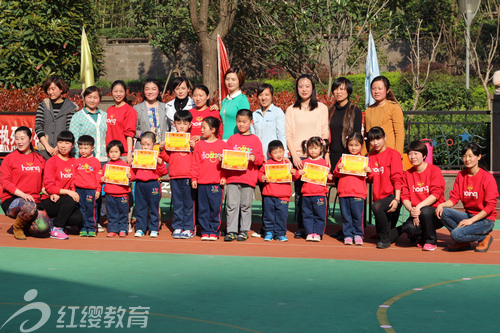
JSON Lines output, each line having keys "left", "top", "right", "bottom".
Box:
{"left": 218, "top": 35, "right": 230, "bottom": 102}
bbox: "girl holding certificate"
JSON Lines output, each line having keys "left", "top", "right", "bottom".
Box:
{"left": 298, "top": 137, "right": 332, "bottom": 242}
{"left": 333, "top": 133, "right": 368, "bottom": 246}
{"left": 365, "top": 127, "right": 403, "bottom": 249}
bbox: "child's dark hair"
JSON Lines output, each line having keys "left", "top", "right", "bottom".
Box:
{"left": 406, "top": 140, "right": 428, "bottom": 159}
{"left": 106, "top": 140, "right": 124, "bottom": 154}
{"left": 42, "top": 76, "right": 69, "bottom": 94}
{"left": 77, "top": 135, "right": 95, "bottom": 147}
{"left": 142, "top": 78, "right": 162, "bottom": 102}
{"left": 193, "top": 84, "right": 210, "bottom": 106}
{"left": 268, "top": 140, "right": 284, "bottom": 153}
{"left": 83, "top": 85, "right": 102, "bottom": 99}
{"left": 57, "top": 130, "right": 75, "bottom": 144}
{"left": 461, "top": 142, "right": 488, "bottom": 170}
{"left": 140, "top": 131, "right": 156, "bottom": 143}
{"left": 174, "top": 110, "right": 193, "bottom": 123}
{"left": 347, "top": 132, "right": 364, "bottom": 149}
{"left": 202, "top": 117, "right": 220, "bottom": 137}
{"left": 170, "top": 76, "right": 192, "bottom": 95}
{"left": 236, "top": 109, "right": 252, "bottom": 120}
{"left": 257, "top": 83, "right": 274, "bottom": 97}
{"left": 301, "top": 136, "right": 329, "bottom": 157}
{"left": 366, "top": 126, "right": 386, "bottom": 142}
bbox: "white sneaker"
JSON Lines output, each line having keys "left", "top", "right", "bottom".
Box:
{"left": 180, "top": 230, "right": 195, "bottom": 239}
{"left": 98, "top": 224, "right": 105, "bottom": 233}
{"left": 134, "top": 230, "right": 144, "bottom": 237}
{"left": 251, "top": 232, "right": 261, "bottom": 238}
{"left": 150, "top": 231, "right": 158, "bottom": 238}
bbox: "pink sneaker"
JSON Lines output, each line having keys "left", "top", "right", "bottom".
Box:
{"left": 312, "top": 234, "right": 321, "bottom": 242}
{"left": 306, "top": 234, "right": 314, "bottom": 241}
{"left": 344, "top": 237, "right": 353, "bottom": 245}
{"left": 50, "top": 227, "right": 69, "bottom": 240}
{"left": 354, "top": 235, "right": 363, "bottom": 246}
{"left": 423, "top": 243, "right": 437, "bottom": 251}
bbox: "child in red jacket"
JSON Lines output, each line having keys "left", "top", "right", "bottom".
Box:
{"left": 224, "top": 109, "right": 265, "bottom": 242}
{"left": 258, "top": 140, "right": 299, "bottom": 242}
{"left": 74, "top": 135, "right": 102, "bottom": 237}
{"left": 298, "top": 137, "right": 333, "bottom": 242}
{"left": 191, "top": 117, "right": 227, "bottom": 240}
{"left": 159, "top": 110, "right": 196, "bottom": 239}
{"left": 132, "top": 132, "right": 167, "bottom": 238}
{"left": 333, "top": 132, "right": 368, "bottom": 246}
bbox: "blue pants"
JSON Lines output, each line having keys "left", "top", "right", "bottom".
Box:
{"left": 134, "top": 180, "right": 162, "bottom": 233}
{"left": 170, "top": 178, "right": 195, "bottom": 231}
{"left": 339, "top": 197, "right": 365, "bottom": 238}
{"left": 105, "top": 195, "right": 129, "bottom": 233}
{"left": 197, "top": 184, "right": 224, "bottom": 236}
{"left": 262, "top": 196, "right": 288, "bottom": 237}
{"left": 441, "top": 208, "right": 494, "bottom": 243}
{"left": 76, "top": 187, "right": 98, "bottom": 232}
{"left": 302, "top": 196, "right": 328, "bottom": 236}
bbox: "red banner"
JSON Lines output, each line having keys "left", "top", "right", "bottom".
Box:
{"left": 218, "top": 35, "right": 231, "bottom": 102}
{"left": 0, "top": 113, "right": 38, "bottom": 153}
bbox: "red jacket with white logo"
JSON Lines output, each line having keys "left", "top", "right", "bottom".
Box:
{"left": 401, "top": 164, "right": 445, "bottom": 207}
{"left": 301, "top": 157, "right": 331, "bottom": 197}
{"left": 42, "top": 155, "right": 75, "bottom": 199}
{"left": 191, "top": 139, "right": 227, "bottom": 184}
{"left": 102, "top": 159, "right": 131, "bottom": 196}
{"left": 189, "top": 107, "right": 223, "bottom": 139}
{"left": 367, "top": 147, "right": 403, "bottom": 201}
{"left": 258, "top": 159, "right": 299, "bottom": 201}
{"left": 224, "top": 133, "right": 264, "bottom": 187}
{"left": 449, "top": 168, "right": 498, "bottom": 220}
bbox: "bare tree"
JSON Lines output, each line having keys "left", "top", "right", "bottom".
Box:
{"left": 400, "top": 19, "right": 443, "bottom": 110}
{"left": 470, "top": 0, "right": 500, "bottom": 110}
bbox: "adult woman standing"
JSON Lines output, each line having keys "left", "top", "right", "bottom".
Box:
{"left": 134, "top": 78, "right": 168, "bottom": 149}
{"left": 0, "top": 127, "right": 47, "bottom": 240}
{"left": 34, "top": 76, "right": 78, "bottom": 160}
{"left": 285, "top": 74, "right": 329, "bottom": 238}
{"left": 436, "top": 143, "right": 498, "bottom": 252}
{"left": 106, "top": 80, "right": 137, "bottom": 164}
{"left": 328, "top": 77, "right": 362, "bottom": 168}
{"left": 165, "top": 76, "right": 195, "bottom": 133}
{"left": 220, "top": 67, "right": 251, "bottom": 140}
{"left": 364, "top": 76, "right": 405, "bottom": 156}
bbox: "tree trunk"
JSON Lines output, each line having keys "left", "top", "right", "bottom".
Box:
{"left": 200, "top": 37, "right": 218, "bottom": 96}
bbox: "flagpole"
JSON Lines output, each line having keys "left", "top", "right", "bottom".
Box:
{"left": 217, "top": 34, "right": 221, "bottom": 104}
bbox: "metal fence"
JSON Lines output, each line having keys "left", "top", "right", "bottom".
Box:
{"left": 403, "top": 110, "right": 491, "bottom": 170}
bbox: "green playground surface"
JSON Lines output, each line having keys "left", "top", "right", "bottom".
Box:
{"left": 1, "top": 248, "right": 500, "bottom": 332}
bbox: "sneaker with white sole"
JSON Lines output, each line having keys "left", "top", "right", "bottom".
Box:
{"left": 344, "top": 237, "right": 353, "bottom": 245}
{"left": 354, "top": 235, "right": 363, "bottom": 246}
{"left": 50, "top": 227, "right": 69, "bottom": 240}
{"left": 150, "top": 231, "right": 158, "bottom": 238}
{"left": 277, "top": 235, "right": 288, "bottom": 242}
{"left": 422, "top": 243, "right": 437, "bottom": 251}
{"left": 172, "top": 229, "right": 183, "bottom": 239}
{"left": 201, "top": 234, "right": 210, "bottom": 241}
{"left": 134, "top": 230, "right": 144, "bottom": 237}
{"left": 209, "top": 234, "right": 218, "bottom": 241}
{"left": 97, "top": 224, "right": 105, "bottom": 233}
{"left": 264, "top": 232, "right": 273, "bottom": 241}
{"left": 306, "top": 234, "right": 314, "bottom": 241}
{"left": 312, "top": 234, "right": 321, "bottom": 242}
{"left": 180, "top": 230, "right": 195, "bottom": 239}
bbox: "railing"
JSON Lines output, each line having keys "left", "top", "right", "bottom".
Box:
{"left": 403, "top": 110, "right": 491, "bottom": 170}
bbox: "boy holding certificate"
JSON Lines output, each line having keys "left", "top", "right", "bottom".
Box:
{"left": 73, "top": 135, "right": 102, "bottom": 237}
{"left": 159, "top": 110, "right": 196, "bottom": 239}
{"left": 224, "top": 109, "right": 265, "bottom": 241}
{"left": 132, "top": 132, "right": 167, "bottom": 238}
{"left": 258, "top": 140, "right": 299, "bottom": 242}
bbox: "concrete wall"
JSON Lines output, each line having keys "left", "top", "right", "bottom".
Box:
{"left": 101, "top": 39, "right": 202, "bottom": 82}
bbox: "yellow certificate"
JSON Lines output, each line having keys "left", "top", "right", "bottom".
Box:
{"left": 132, "top": 150, "right": 158, "bottom": 169}
{"left": 301, "top": 162, "right": 328, "bottom": 186}
{"left": 104, "top": 165, "right": 130, "bottom": 186}
{"left": 340, "top": 154, "right": 368, "bottom": 176}
{"left": 265, "top": 164, "right": 292, "bottom": 183}
{"left": 165, "top": 132, "right": 190, "bottom": 152}
{"left": 221, "top": 149, "right": 249, "bottom": 170}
